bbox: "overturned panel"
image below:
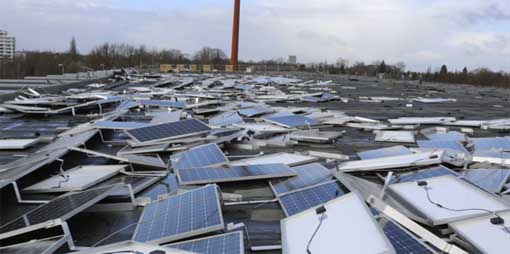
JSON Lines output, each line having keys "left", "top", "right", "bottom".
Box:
{"left": 0, "top": 138, "right": 39, "bottom": 150}
{"left": 281, "top": 192, "right": 395, "bottom": 254}
{"left": 23, "top": 165, "right": 126, "bottom": 193}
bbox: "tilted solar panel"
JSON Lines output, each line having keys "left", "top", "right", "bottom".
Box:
{"left": 171, "top": 143, "right": 228, "bottom": 170}
{"left": 278, "top": 181, "right": 345, "bottom": 216}
{"left": 177, "top": 164, "right": 296, "bottom": 185}
{"left": 126, "top": 119, "right": 211, "bottom": 143}
{"left": 270, "top": 163, "right": 333, "bottom": 195}
{"left": 133, "top": 184, "right": 224, "bottom": 244}
{"left": 166, "top": 231, "right": 243, "bottom": 254}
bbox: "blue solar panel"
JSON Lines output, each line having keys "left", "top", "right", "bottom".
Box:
{"left": 382, "top": 219, "right": 433, "bottom": 254}
{"left": 463, "top": 169, "right": 510, "bottom": 193}
{"left": 424, "top": 131, "right": 465, "bottom": 141}
{"left": 171, "top": 143, "right": 228, "bottom": 170}
{"left": 140, "top": 174, "right": 180, "bottom": 200}
{"left": 209, "top": 111, "right": 244, "bottom": 126}
{"left": 263, "top": 111, "right": 294, "bottom": 119}
{"left": 238, "top": 105, "right": 271, "bottom": 117}
{"left": 471, "top": 137, "right": 510, "bottom": 152}
{"left": 126, "top": 119, "right": 211, "bottom": 143}
{"left": 357, "top": 146, "right": 413, "bottom": 160}
{"left": 270, "top": 163, "right": 333, "bottom": 195}
{"left": 267, "top": 115, "right": 320, "bottom": 128}
{"left": 417, "top": 140, "right": 469, "bottom": 154}
{"left": 133, "top": 185, "right": 224, "bottom": 243}
{"left": 118, "top": 100, "right": 140, "bottom": 110}
{"left": 389, "top": 166, "right": 457, "bottom": 185}
{"left": 140, "top": 99, "right": 186, "bottom": 109}
{"left": 279, "top": 181, "right": 345, "bottom": 216}
{"left": 166, "top": 231, "right": 243, "bottom": 254}
{"left": 177, "top": 164, "right": 296, "bottom": 185}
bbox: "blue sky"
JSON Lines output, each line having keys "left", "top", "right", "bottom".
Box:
{"left": 1, "top": 0, "right": 510, "bottom": 72}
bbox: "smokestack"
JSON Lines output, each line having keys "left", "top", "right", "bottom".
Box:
{"left": 230, "top": 0, "right": 240, "bottom": 69}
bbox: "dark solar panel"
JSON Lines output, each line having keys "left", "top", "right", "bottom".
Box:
{"left": 382, "top": 220, "right": 434, "bottom": 254}
{"left": 279, "top": 181, "right": 344, "bottom": 216}
{"left": 0, "top": 185, "right": 120, "bottom": 234}
{"left": 126, "top": 119, "right": 211, "bottom": 143}
{"left": 166, "top": 231, "right": 243, "bottom": 254}
{"left": 133, "top": 185, "right": 223, "bottom": 243}
{"left": 270, "top": 163, "right": 333, "bottom": 195}
{"left": 177, "top": 164, "right": 296, "bottom": 185}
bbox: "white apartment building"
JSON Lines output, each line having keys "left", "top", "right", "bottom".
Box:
{"left": 0, "top": 30, "right": 15, "bottom": 60}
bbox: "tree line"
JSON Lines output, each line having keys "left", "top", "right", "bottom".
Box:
{"left": 0, "top": 37, "right": 229, "bottom": 79}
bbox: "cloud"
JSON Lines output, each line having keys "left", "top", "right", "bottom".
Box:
{"left": 1, "top": 0, "right": 510, "bottom": 71}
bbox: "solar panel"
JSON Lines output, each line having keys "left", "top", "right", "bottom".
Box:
{"left": 177, "top": 164, "right": 296, "bottom": 185}
{"left": 389, "top": 165, "right": 457, "bottom": 185}
{"left": 423, "top": 131, "right": 465, "bottom": 141}
{"left": 357, "top": 146, "right": 413, "bottom": 160}
{"left": 122, "top": 154, "right": 166, "bottom": 168}
{"left": 266, "top": 115, "right": 320, "bottom": 128}
{"left": 470, "top": 137, "right": 510, "bottom": 152}
{"left": 117, "top": 100, "right": 140, "bottom": 110}
{"left": 140, "top": 99, "right": 186, "bottom": 109}
{"left": 132, "top": 184, "right": 224, "bottom": 244}
{"left": 417, "top": 140, "right": 469, "bottom": 154}
{"left": 463, "top": 169, "right": 510, "bottom": 193}
{"left": 0, "top": 235, "right": 69, "bottom": 254}
{"left": 208, "top": 111, "right": 244, "bottom": 127}
{"left": 166, "top": 231, "right": 243, "bottom": 254}
{"left": 270, "top": 163, "right": 333, "bottom": 195}
{"left": 94, "top": 121, "right": 149, "bottom": 130}
{"left": 238, "top": 105, "right": 271, "bottom": 117}
{"left": 380, "top": 219, "right": 434, "bottom": 254}
{"left": 171, "top": 143, "right": 228, "bottom": 170}
{"left": 0, "top": 184, "right": 123, "bottom": 237}
{"left": 126, "top": 119, "right": 211, "bottom": 143}
{"left": 140, "top": 174, "right": 180, "bottom": 200}
{"left": 278, "top": 181, "right": 345, "bottom": 216}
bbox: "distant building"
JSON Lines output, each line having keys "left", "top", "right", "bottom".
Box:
{"left": 0, "top": 30, "right": 15, "bottom": 60}
{"left": 288, "top": 55, "right": 297, "bottom": 65}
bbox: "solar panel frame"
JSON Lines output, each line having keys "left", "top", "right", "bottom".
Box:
{"left": 132, "top": 184, "right": 224, "bottom": 244}
{"left": 176, "top": 163, "right": 297, "bottom": 185}
{"left": 389, "top": 165, "right": 458, "bottom": 185}
{"left": 357, "top": 146, "right": 413, "bottom": 160}
{"left": 94, "top": 121, "right": 149, "bottom": 130}
{"left": 269, "top": 163, "right": 333, "bottom": 196}
{"left": 125, "top": 119, "right": 211, "bottom": 143}
{"left": 265, "top": 115, "right": 320, "bottom": 128}
{"left": 277, "top": 180, "right": 345, "bottom": 217}
{"left": 171, "top": 143, "right": 229, "bottom": 170}
{"left": 0, "top": 184, "right": 124, "bottom": 240}
{"left": 165, "top": 231, "right": 244, "bottom": 254}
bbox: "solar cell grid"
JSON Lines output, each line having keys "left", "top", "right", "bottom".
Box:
{"left": 0, "top": 184, "right": 120, "bottom": 234}
{"left": 171, "top": 143, "right": 228, "bottom": 170}
{"left": 270, "top": 163, "right": 333, "bottom": 195}
{"left": 126, "top": 119, "right": 211, "bottom": 143}
{"left": 389, "top": 166, "right": 457, "bottom": 185}
{"left": 166, "top": 231, "right": 243, "bottom": 254}
{"left": 133, "top": 184, "right": 223, "bottom": 244}
{"left": 177, "top": 164, "right": 295, "bottom": 185}
{"left": 382, "top": 220, "right": 434, "bottom": 254}
{"left": 267, "top": 115, "right": 320, "bottom": 128}
{"left": 278, "top": 181, "right": 344, "bottom": 216}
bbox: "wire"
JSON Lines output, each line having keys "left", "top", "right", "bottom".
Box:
{"left": 306, "top": 213, "right": 326, "bottom": 254}
{"left": 422, "top": 184, "right": 498, "bottom": 216}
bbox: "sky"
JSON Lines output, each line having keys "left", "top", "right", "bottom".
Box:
{"left": 1, "top": 0, "right": 510, "bottom": 71}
